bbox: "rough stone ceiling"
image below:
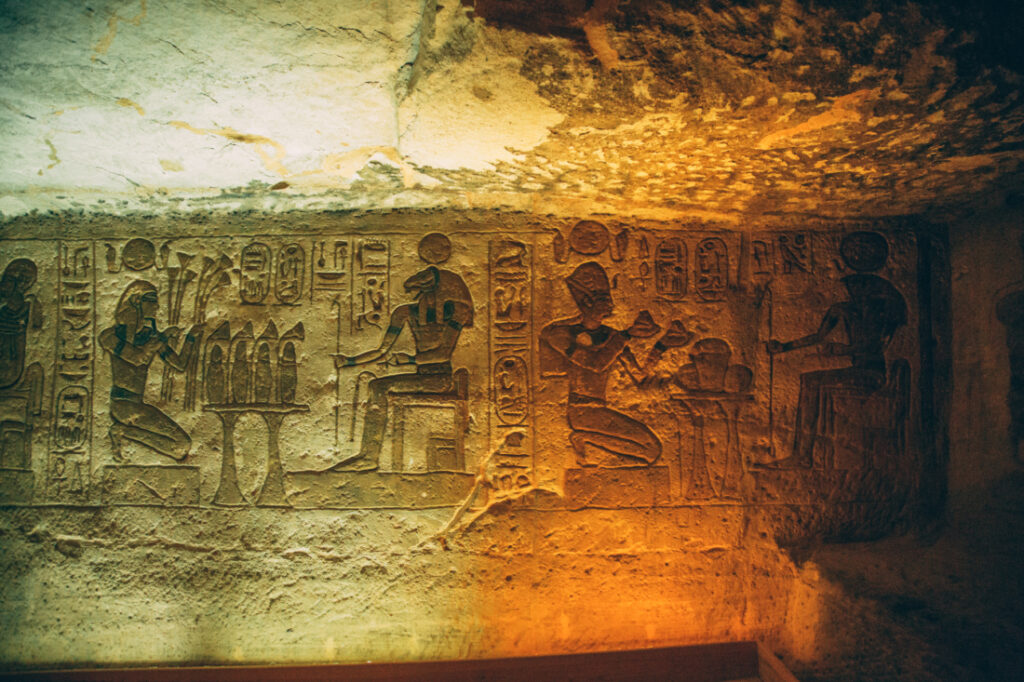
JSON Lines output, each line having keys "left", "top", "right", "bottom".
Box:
{"left": 1, "top": 0, "right": 1023, "bottom": 222}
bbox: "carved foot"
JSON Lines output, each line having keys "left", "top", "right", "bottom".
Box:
{"left": 336, "top": 462, "right": 378, "bottom": 472}
{"left": 325, "top": 452, "right": 378, "bottom": 472}
{"left": 602, "top": 455, "right": 658, "bottom": 468}
{"left": 570, "top": 432, "right": 596, "bottom": 466}
{"left": 109, "top": 426, "right": 126, "bottom": 463}
{"left": 166, "top": 447, "right": 189, "bottom": 463}
{"left": 754, "top": 454, "right": 812, "bottom": 470}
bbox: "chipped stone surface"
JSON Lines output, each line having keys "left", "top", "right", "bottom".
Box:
{"left": 1, "top": 1, "right": 1023, "bottom": 220}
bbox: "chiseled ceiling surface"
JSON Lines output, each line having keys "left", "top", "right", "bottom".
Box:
{"left": 1, "top": 0, "right": 1023, "bottom": 222}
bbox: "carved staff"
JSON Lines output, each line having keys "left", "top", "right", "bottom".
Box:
{"left": 332, "top": 296, "right": 343, "bottom": 447}
{"left": 184, "top": 254, "right": 232, "bottom": 410}
{"left": 761, "top": 281, "right": 775, "bottom": 458}
{"left": 160, "top": 264, "right": 182, "bottom": 402}
{"left": 173, "top": 253, "right": 195, "bottom": 324}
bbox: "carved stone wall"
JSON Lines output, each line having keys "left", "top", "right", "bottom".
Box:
{"left": 0, "top": 211, "right": 948, "bottom": 667}
{"left": 951, "top": 205, "right": 1024, "bottom": 498}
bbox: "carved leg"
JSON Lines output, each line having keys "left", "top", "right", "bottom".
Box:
{"left": 109, "top": 423, "right": 126, "bottom": 463}
{"left": 720, "top": 402, "right": 743, "bottom": 498}
{"left": 392, "top": 402, "right": 406, "bottom": 472}
{"left": 213, "top": 412, "right": 246, "bottom": 506}
{"left": 455, "top": 400, "right": 468, "bottom": 471}
{"left": 256, "top": 412, "right": 290, "bottom": 507}
{"left": 567, "top": 405, "right": 662, "bottom": 466}
{"left": 686, "top": 407, "right": 716, "bottom": 500}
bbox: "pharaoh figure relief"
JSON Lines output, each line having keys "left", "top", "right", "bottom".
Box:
{"left": 100, "top": 281, "right": 203, "bottom": 462}
{"left": 540, "top": 261, "right": 662, "bottom": 467}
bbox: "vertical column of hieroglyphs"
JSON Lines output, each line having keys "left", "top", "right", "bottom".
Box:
{"left": 352, "top": 238, "right": 389, "bottom": 336}
{"left": 350, "top": 237, "right": 389, "bottom": 459}
{"left": 489, "top": 239, "right": 534, "bottom": 489}
{"left": 48, "top": 240, "right": 94, "bottom": 501}
{"left": 311, "top": 237, "right": 351, "bottom": 453}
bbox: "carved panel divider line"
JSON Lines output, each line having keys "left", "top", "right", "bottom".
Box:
{"left": 48, "top": 241, "right": 95, "bottom": 502}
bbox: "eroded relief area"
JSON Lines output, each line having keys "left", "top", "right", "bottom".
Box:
{"left": 996, "top": 234, "right": 1024, "bottom": 465}
{"left": 0, "top": 222, "right": 931, "bottom": 542}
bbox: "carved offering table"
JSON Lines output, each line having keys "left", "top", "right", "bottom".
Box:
{"left": 668, "top": 392, "right": 753, "bottom": 500}
{"left": 204, "top": 403, "right": 309, "bottom": 507}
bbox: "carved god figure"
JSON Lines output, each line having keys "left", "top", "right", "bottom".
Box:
{"left": 0, "top": 259, "right": 41, "bottom": 390}
{"left": 330, "top": 234, "right": 474, "bottom": 471}
{"left": 765, "top": 232, "right": 908, "bottom": 468}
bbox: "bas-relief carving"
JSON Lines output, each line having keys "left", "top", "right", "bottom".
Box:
{"left": 759, "top": 232, "right": 908, "bottom": 469}
{"left": 0, "top": 221, "right": 938, "bottom": 543}
{"left": 0, "top": 258, "right": 44, "bottom": 502}
{"left": 328, "top": 233, "right": 472, "bottom": 473}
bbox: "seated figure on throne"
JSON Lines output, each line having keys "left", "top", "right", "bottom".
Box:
{"left": 0, "top": 259, "right": 44, "bottom": 471}
{"left": 765, "top": 232, "right": 907, "bottom": 468}
{"left": 0, "top": 259, "right": 42, "bottom": 392}
{"left": 331, "top": 234, "right": 473, "bottom": 472}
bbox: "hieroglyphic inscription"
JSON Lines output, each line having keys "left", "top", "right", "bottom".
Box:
{"left": 240, "top": 242, "right": 272, "bottom": 304}
{"left": 751, "top": 238, "right": 773, "bottom": 276}
{"left": 777, "top": 232, "right": 812, "bottom": 275}
{"left": 48, "top": 241, "right": 94, "bottom": 501}
{"left": 312, "top": 239, "right": 349, "bottom": 296}
{"left": 654, "top": 238, "right": 686, "bottom": 298}
{"left": 0, "top": 222, "right": 939, "bottom": 545}
{"left": 353, "top": 239, "right": 388, "bottom": 333}
{"left": 637, "top": 234, "right": 652, "bottom": 292}
{"left": 490, "top": 239, "right": 534, "bottom": 485}
{"left": 275, "top": 243, "right": 305, "bottom": 305}
{"left": 695, "top": 237, "right": 728, "bottom": 301}
{"left": 568, "top": 221, "right": 610, "bottom": 256}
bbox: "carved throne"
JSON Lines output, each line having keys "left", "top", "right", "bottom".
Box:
{"left": 0, "top": 363, "right": 43, "bottom": 502}
{"left": 820, "top": 358, "right": 910, "bottom": 470}
{"left": 391, "top": 368, "right": 470, "bottom": 472}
